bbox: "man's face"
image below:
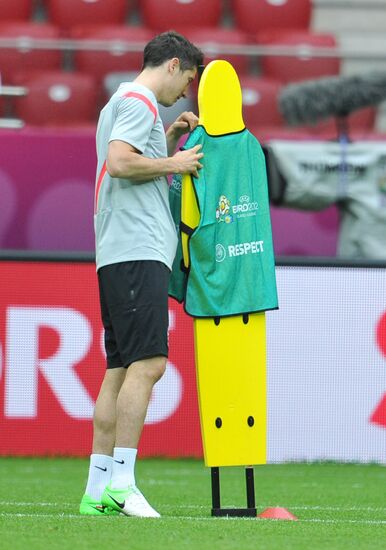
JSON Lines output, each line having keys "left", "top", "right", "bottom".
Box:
{"left": 160, "top": 61, "right": 197, "bottom": 107}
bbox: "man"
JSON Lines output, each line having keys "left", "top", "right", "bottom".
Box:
{"left": 80, "top": 31, "right": 204, "bottom": 518}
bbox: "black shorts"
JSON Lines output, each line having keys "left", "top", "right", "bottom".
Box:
{"left": 98, "top": 260, "right": 170, "bottom": 369}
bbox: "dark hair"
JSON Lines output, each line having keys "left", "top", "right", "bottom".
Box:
{"left": 143, "top": 31, "right": 204, "bottom": 71}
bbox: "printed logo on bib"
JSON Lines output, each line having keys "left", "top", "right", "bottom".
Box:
{"left": 232, "top": 195, "right": 259, "bottom": 218}
{"left": 216, "top": 194, "right": 258, "bottom": 224}
{"left": 216, "top": 241, "right": 264, "bottom": 262}
{"left": 170, "top": 174, "right": 182, "bottom": 192}
{"left": 215, "top": 244, "right": 227, "bottom": 262}
{"left": 216, "top": 195, "right": 233, "bottom": 224}
{"left": 229, "top": 241, "right": 264, "bottom": 256}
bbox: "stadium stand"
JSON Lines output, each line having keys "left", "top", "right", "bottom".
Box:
{"left": 258, "top": 31, "right": 340, "bottom": 83}
{"left": 239, "top": 75, "right": 284, "bottom": 129}
{"left": 184, "top": 27, "right": 251, "bottom": 75}
{"left": 46, "top": 0, "right": 130, "bottom": 32}
{"left": 72, "top": 25, "right": 153, "bottom": 83}
{"left": 232, "top": 0, "right": 312, "bottom": 35}
{"left": 0, "top": 22, "right": 62, "bottom": 83}
{"left": 139, "top": 0, "right": 223, "bottom": 32}
{"left": 0, "top": 0, "right": 33, "bottom": 22}
{"left": 0, "top": 0, "right": 384, "bottom": 133}
{"left": 14, "top": 71, "right": 98, "bottom": 126}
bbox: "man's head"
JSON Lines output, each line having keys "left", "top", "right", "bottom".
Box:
{"left": 141, "top": 31, "right": 204, "bottom": 107}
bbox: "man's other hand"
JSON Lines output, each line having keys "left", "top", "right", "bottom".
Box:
{"left": 167, "top": 111, "right": 199, "bottom": 140}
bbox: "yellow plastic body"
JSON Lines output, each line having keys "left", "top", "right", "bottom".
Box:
{"left": 181, "top": 60, "right": 267, "bottom": 467}
{"left": 194, "top": 315, "right": 267, "bottom": 467}
{"left": 181, "top": 60, "right": 245, "bottom": 266}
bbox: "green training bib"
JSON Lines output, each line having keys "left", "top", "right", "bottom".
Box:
{"left": 169, "top": 126, "right": 278, "bottom": 318}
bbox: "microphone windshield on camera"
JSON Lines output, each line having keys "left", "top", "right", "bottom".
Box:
{"left": 279, "top": 72, "right": 386, "bottom": 126}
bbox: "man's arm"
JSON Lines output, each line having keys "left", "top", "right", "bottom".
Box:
{"left": 106, "top": 140, "right": 203, "bottom": 182}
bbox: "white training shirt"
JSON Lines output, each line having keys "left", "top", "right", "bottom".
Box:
{"left": 94, "top": 82, "right": 178, "bottom": 271}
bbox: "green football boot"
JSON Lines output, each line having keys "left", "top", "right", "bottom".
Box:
{"left": 79, "top": 493, "right": 120, "bottom": 516}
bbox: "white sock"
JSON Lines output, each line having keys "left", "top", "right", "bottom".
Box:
{"left": 85, "top": 454, "right": 113, "bottom": 501}
{"left": 110, "top": 447, "right": 138, "bottom": 489}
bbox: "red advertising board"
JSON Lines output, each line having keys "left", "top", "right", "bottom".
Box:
{"left": 1, "top": 259, "right": 385, "bottom": 462}
{"left": 0, "top": 260, "right": 202, "bottom": 457}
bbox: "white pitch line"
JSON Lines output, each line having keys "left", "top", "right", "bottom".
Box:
{"left": 0, "top": 513, "right": 82, "bottom": 519}
{"left": 0, "top": 512, "right": 385, "bottom": 525}
{"left": 1, "top": 502, "right": 385, "bottom": 514}
{"left": 282, "top": 505, "right": 386, "bottom": 513}
{"left": 300, "top": 518, "right": 386, "bottom": 525}
{"left": 1, "top": 502, "right": 386, "bottom": 514}
{"left": 0, "top": 502, "right": 73, "bottom": 507}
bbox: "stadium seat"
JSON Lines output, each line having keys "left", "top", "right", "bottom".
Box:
{"left": 0, "top": 0, "right": 33, "bottom": 22}
{"left": 259, "top": 31, "right": 340, "bottom": 83}
{"left": 0, "top": 23, "right": 61, "bottom": 83}
{"left": 139, "top": 0, "right": 222, "bottom": 32}
{"left": 239, "top": 76, "right": 284, "bottom": 129}
{"left": 298, "top": 107, "right": 377, "bottom": 138}
{"left": 47, "top": 0, "right": 130, "bottom": 31}
{"left": 72, "top": 26, "right": 153, "bottom": 82}
{"left": 14, "top": 71, "right": 98, "bottom": 126}
{"left": 349, "top": 107, "right": 376, "bottom": 130}
{"left": 232, "top": 0, "right": 312, "bottom": 35}
{"left": 184, "top": 28, "right": 251, "bottom": 75}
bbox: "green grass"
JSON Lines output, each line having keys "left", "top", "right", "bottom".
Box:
{"left": 0, "top": 458, "right": 385, "bottom": 550}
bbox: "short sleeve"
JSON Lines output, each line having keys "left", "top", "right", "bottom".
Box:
{"left": 109, "top": 95, "right": 157, "bottom": 153}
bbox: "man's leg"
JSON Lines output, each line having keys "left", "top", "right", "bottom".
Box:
{"left": 102, "top": 356, "right": 166, "bottom": 518}
{"left": 93, "top": 366, "right": 127, "bottom": 454}
{"left": 80, "top": 367, "right": 126, "bottom": 515}
{"left": 115, "top": 356, "right": 166, "bottom": 448}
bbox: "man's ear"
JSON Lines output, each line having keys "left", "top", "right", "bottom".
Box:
{"left": 169, "top": 57, "right": 180, "bottom": 73}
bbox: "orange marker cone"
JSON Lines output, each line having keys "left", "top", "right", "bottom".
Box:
{"left": 257, "top": 507, "right": 298, "bottom": 520}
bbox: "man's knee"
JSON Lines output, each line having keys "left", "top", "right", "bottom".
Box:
{"left": 132, "top": 356, "right": 167, "bottom": 383}
{"left": 147, "top": 356, "right": 167, "bottom": 383}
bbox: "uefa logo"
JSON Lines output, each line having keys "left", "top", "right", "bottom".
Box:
{"left": 215, "top": 244, "right": 226, "bottom": 263}
{"left": 239, "top": 194, "right": 250, "bottom": 203}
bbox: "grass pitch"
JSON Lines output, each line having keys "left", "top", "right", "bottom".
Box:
{"left": 0, "top": 458, "right": 385, "bottom": 550}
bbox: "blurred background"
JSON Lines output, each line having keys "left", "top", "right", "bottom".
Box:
{"left": 0, "top": 1, "right": 385, "bottom": 462}
{"left": 1, "top": 0, "right": 386, "bottom": 257}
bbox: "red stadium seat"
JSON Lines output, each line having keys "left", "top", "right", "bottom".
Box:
{"left": 240, "top": 76, "right": 284, "bottom": 128}
{"left": 297, "top": 107, "right": 377, "bottom": 138}
{"left": 139, "top": 0, "right": 222, "bottom": 32}
{"left": 184, "top": 27, "right": 251, "bottom": 75}
{"left": 0, "top": 23, "right": 61, "bottom": 83}
{"left": 232, "top": 0, "right": 312, "bottom": 35}
{"left": 14, "top": 71, "right": 98, "bottom": 126}
{"left": 47, "top": 0, "right": 130, "bottom": 31}
{"left": 72, "top": 26, "right": 153, "bottom": 82}
{"left": 348, "top": 107, "right": 376, "bottom": 130}
{"left": 0, "top": 0, "right": 33, "bottom": 22}
{"left": 259, "top": 31, "right": 340, "bottom": 83}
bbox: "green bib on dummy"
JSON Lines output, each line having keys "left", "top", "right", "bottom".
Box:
{"left": 169, "top": 125, "right": 278, "bottom": 318}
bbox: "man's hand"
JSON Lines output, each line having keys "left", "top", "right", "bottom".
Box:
{"left": 172, "top": 144, "right": 204, "bottom": 178}
{"left": 166, "top": 111, "right": 199, "bottom": 141}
